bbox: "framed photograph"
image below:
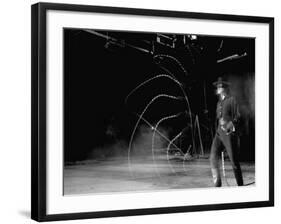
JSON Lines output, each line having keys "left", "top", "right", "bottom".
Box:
{"left": 31, "top": 2, "right": 274, "bottom": 222}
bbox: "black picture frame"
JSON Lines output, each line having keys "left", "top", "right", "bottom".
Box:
{"left": 31, "top": 2, "right": 274, "bottom": 222}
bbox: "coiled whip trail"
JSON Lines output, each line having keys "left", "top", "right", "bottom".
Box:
{"left": 127, "top": 94, "right": 180, "bottom": 179}
{"left": 125, "top": 71, "right": 195, "bottom": 155}
{"left": 125, "top": 74, "right": 182, "bottom": 104}
{"left": 167, "top": 132, "right": 183, "bottom": 175}
{"left": 152, "top": 113, "right": 182, "bottom": 178}
{"left": 154, "top": 54, "right": 189, "bottom": 77}
{"left": 135, "top": 113, "right": 182, "bottom": 152}
{"left": 156, "top": 65, "right": 196, "bottom": 154}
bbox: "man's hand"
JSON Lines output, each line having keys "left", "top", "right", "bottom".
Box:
{"left": 222, "top": 121, "right": 235, "bottom": 135}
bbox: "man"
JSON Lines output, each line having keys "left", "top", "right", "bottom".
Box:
{"left": 210, "top": 77, "right": 243, "bottom": 187}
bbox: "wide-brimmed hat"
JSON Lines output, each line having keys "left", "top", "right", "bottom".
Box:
{"left": 212, "top": 77, "right": 230, "bottom": 88}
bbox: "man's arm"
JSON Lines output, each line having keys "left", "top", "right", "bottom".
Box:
{"left": 225, "top": 97, "right": 240, "bottom": 134}
{"left": 231, "top": 97, "right": 240, "bottom": 127}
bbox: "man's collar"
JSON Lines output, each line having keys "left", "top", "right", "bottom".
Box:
{"left": 219, "top": 94, "right": 230, "bottom": 101}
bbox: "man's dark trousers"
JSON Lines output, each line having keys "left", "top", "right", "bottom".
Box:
{"left": 210, "top": 128, "right": 243, "bottom": 187}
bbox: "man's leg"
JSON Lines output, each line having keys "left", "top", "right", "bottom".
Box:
{"left": 222, "top": 134, "right": 243, "bottom": 186}
{"left": 210, "top": 133, "right": 223, "bottom": 187}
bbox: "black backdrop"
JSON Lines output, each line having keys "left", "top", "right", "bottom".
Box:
{"left": 64, "top": 29, "right": 255, "bottom": 162}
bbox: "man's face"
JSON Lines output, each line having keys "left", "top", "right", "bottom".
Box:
{"left": 216, "top": 86, "right": 224, "bottom": 95}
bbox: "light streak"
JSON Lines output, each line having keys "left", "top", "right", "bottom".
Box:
{"left": 167, "top": 132, "right": 183, "bottom": 175}
{"left": 152, "top": 114, "right": 181, "bottom": 178}
{"left": 128, "top": 94, "right": 180, "bottom": 178}
{"left": 156, "top": 65, "right": 196, "bottom": 153}
{"left": 134, "top": 113, "right": 183, "bottom": 152}
{"left": 125, "top": 74, "right": 182, "bottom": 104}
{"left": 154, "top": 54, "right": 188, "bottom": 77}
{"left": 183, "top": 145, "right": 192, "bottom": 172}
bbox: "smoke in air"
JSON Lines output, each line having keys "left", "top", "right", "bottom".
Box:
{"left": 88, "top": 124, "right": 169, "bottom": 160}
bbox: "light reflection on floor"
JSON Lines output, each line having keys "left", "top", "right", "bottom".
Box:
{"left": 64, "top": 156, "right": 255, "bottom": 195}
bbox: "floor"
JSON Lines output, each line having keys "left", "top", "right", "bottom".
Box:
{"left": 64, "top": 155, "right": 255, "bottom": 195}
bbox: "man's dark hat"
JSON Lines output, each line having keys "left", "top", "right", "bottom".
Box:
{"left": 212, "top": 77, "right": 230, "bottom": 87}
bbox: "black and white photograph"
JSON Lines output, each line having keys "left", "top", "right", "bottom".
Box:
{"left": 63, "top": 28, "right": 255, "bottom": 195}
{"left": 0, "top": 0, "right": 278, "bottom": 223}
{"left": 29, "top": 2, "right": 274, "bottom": 222}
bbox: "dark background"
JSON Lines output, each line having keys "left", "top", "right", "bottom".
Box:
{"left": 64, "top": 29, "right": 255, "bottom": 162}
